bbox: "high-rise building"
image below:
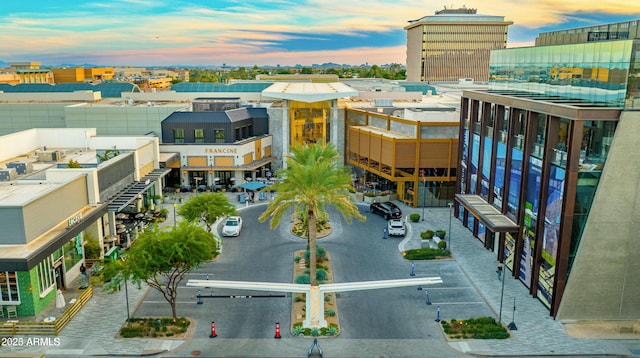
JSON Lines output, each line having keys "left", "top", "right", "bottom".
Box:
{"left": 405, "top": 7, "right": 512, "bottom": 82}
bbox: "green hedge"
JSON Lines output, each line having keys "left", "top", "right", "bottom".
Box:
{"left": 403, "top": 248, "right": 450, "bottom": 260}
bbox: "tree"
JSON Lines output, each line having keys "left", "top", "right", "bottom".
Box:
{"left": 259, "top": 142, "right": 365, "bottom": 286}
{"left": 177, "top": 192, "right": 237, "bottom": 233}
{"left": 110, "top": 222, "right": 215, "bottom": 322}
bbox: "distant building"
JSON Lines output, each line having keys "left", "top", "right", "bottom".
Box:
{"left": 6, "top": 61, "right": 54, "bottom": 84}
{"left": 404, "top": 7, "right": 512, "bottom": 82}
{"left": 51, "top": 67, "right": 115, "bottom": 83}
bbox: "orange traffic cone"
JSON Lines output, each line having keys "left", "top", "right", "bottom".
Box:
{"left": 210, "top": 321, "right": 217, "bottom": 338}
{"left": 274, "top": 322, "right": 281, "bottom": 339}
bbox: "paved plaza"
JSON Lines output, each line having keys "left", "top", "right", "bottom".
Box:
{"left": 2, "top": 191, "right": 640, "bottom": 357}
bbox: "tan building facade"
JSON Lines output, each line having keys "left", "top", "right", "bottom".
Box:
{"left": 405, "top": 7, "right": 512, "bottom": 82}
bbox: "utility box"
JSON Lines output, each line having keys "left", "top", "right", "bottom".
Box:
{"left": 6, "top": 161, "right": 33, "bottom": 175}
{"left": 0, "top": 168, "right": 18, "bottom": 181}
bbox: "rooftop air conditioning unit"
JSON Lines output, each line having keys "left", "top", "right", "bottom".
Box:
{"left": 6, "top": 161, "right": 33, "bottom": 175}
{"left": 0, "top": 168, "right": 18, "bottom": 182}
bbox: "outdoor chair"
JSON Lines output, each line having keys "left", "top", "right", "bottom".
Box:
{"left": 6, "top": 305, "right": 17, "bottom": 319}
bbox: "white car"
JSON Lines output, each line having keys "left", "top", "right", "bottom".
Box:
{"left": 222, "top": 216, "right": 243, "bottom": 236}
{"left": 387, "top": 219, "right": 406, "bottom": 237}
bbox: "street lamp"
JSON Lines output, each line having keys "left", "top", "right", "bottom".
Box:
{"left": 499, "top": 256, "right": 506, "bottom": 324}
{"left": 194, "top": 177, "right": 203, "bottom": 195}
{"left": 422, "top": 179, "right": 426, "bottom": 221}
{"left": 120, "top": 256, "right": 131, "bottom": 326}
{"left": 173, "top": 203, "right": 177, "bottom": 228}
{"left": 448, "top": 202, "right": 453, "bottom": 250}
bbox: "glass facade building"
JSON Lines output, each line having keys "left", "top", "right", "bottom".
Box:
{"left": 488, "top": 39, "right": 640, "bottom": 109}
{"left": 455, "top": 37, "right": 633, "bottom": 316}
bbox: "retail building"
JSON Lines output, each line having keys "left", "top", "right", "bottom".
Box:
{"left": 455, "top": 21, "right": 640, "bottom": 322}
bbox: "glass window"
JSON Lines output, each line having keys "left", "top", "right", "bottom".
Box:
{"left": 214, "top": 130, "right": 225, "bottom": 143}
{"left": 37, "top": 257, "right": 56, "bottom": 297}
{"left": 0, "top": 271, "right": 20, "bottom": 303}
{"left": 64, "top": 234, "right": 83, "bottom": 273}
{"left": 195, "top": 129, "right": 204, "bottom": 143}
{"left": 174, "top": 128, "right": 184, "bottom": 144}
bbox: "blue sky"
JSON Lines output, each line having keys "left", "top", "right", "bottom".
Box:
{"left": 1, "top": 0, "right": 639, "bottom": 67}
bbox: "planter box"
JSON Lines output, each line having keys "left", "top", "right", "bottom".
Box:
{"left": 364, "top": 195, "right": 376, "bottom": 203}
{"left": 378, "top": 195, "right": 390, "bottom": 202}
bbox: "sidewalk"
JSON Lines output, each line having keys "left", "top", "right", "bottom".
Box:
{"left": 2, "top": 193, "right": 638, "bottom": 357}
{"left": 393, "top": 201, "right": 638, "bottom": 357}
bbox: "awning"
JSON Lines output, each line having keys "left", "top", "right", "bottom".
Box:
{"left": 455, "top": 194, "right": 519, "bottom": 233}
{"left": 108, "top": 168, "right": 171, "bottom": 212}
{"left": 239, "top": 181, "right": 267, "bottom": 191}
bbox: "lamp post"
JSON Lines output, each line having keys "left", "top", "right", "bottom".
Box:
{"left": 499, "top": 256, "right": 506, "bottom": 324}
{"left": 173, "top": 203, "right": 177, "bottom": 228}
{"left": 194, "top": 177, "right": 202, "bottom": 195}
{"left": 448, "top": 202, "right": 453, "bottom": 250}
{"left": 422, "top": 179, "right": 426, "bottom": 221}
{"left": 121, "top": 256, "right": 131, "bottom": 326}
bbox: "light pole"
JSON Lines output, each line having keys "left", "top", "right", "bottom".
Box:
{"left": 422, "top": 179, "right": 426, "bottom": 221}
{"left": 499, "top": 256, "right": 506, "bottom": 324}
{"left": 121, "top": 256, "right": 131, "bottom": 326}
{"left": 194, "top": 177, "right": 202, "bottom": 195}
{"left": 448, "top": 202, "right": 453, "bottom": 250}
{"left": 173, "top": 203, "right": 177, "bottom": 228}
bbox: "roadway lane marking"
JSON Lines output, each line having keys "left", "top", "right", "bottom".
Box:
{"left": 430, "top": 301, "right": 486, "bottom": 305}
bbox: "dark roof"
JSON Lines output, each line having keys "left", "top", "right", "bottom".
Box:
{"left": 162, "top": 107, "right": 267, "bottom": 124}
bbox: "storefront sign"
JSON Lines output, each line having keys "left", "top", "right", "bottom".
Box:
{"left": 67, "top": 213, "right": 83, "bottom": 227}
{"left": 205, "top": 147, "right": 238, "bottom": 154}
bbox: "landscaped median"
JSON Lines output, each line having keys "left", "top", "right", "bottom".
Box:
{"left": 440, "top": 317, "right": 510, "bottom": 340}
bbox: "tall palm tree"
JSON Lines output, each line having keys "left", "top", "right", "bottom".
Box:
{"left": 259, "top": 142, "right": 365, "bottom": 286}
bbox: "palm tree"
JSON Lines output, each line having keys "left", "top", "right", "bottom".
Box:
{"left": 259, "top": 142, "right": 365, "bottom": 286}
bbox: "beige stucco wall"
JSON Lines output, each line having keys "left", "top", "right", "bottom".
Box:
{"left": 557, "top": 111, "right": 640, "bottom": 321}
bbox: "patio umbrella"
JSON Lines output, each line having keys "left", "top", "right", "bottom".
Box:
{"left": 56, "top": 289, "right": 66, "bottom": 308}
{"left": 238, "top": 181, "right": 267, "bottom": 191}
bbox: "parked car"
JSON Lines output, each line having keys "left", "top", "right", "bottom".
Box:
{"left": 370, "top": 201, "right": 402, "bottom": 220}
{"left": 387, "top": 219, "right": 406, "bottom": 237}
{"left": 222, "top": 216, "right": 243, "bottom": 236}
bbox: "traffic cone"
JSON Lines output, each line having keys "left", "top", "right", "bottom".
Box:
{"left": 274, "top": 322, "right": 281, "bottom": 339}
{"left": 210, "top": 321, "right": 217, "bottom": 338}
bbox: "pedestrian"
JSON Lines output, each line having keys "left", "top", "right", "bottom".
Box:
{"left": 383, "top": 227, "right": 388, "bottom": 239}
{"left": 496, "top": 262, "right": 503, "bottom": 281}
{"left": 79, "top": 263, "right": 88, "bottom": 288}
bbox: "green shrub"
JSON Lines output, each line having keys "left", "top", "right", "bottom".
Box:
{"left": 324, "top": 294, "right": 331, "bottom": 302}
{"left": 420, "top": 230, "right": 434, "bottom": 240}
{"left": 294, "top": 295, "right": 304, "bottom": 302}
{"left": 294, "top": 255, "right": 301, "bottom": 263}
{"left": 315, "top": 269, "right": 328, "bottom": 281}
{"left": 403, "top": 248, "right": 450, "bottom": 260}
{"left": 437, "top": 240, "right": 447, "bottom": 250}
{"left": 409, "top": 213, "right": 420, "bottom": 222}
{"left": 326, "top": 326, "right": 338, "bottom": 335}
{"left": 436, "top": 230, "right": 447, "bottom": 239}
{"left": 310, "top": 328, "right": 320, "bottom": 337}
{"left": 293, "top": 325, "right": 304, "bottom": 336}
{"left": 326, "top": 308, "right": 336, "bottom": 316}
{"left": 120, "top": 325, "right": 144, "bottom": 338}
{"left": 295, "top": 274, "right": 311, "bottom": 284}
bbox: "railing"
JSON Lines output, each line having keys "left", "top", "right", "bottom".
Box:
{"left": 0, "top": 286, "right": 93, "bottom": 336}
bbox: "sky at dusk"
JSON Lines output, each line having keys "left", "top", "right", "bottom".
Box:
{"left": 2, "top": 0, "right": 640, "bottom": 67}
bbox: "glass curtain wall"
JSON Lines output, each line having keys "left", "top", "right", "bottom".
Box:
{"left": 289, "top": 100, "right": 330, "bottom": 146}
{"left": 489, "top": 39, "right": 639, "bottom": 109}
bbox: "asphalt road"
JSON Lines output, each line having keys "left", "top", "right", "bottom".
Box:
{"left": 134, "top": 205, "right": 489, "bottom": 357}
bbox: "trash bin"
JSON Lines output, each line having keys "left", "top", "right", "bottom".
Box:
{"left": 259, "top": 191, "right": 266, "bottom": 201}
{"left": 238, "top": 193, "right": 246, "bottom": 202}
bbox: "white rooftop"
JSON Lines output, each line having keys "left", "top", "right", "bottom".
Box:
{"left": 262, "top": 82, "right": 359, "bottom": 103}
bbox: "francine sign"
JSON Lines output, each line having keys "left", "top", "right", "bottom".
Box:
{"left": 205, "top": 147, "right": 237, "bottom": 154}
